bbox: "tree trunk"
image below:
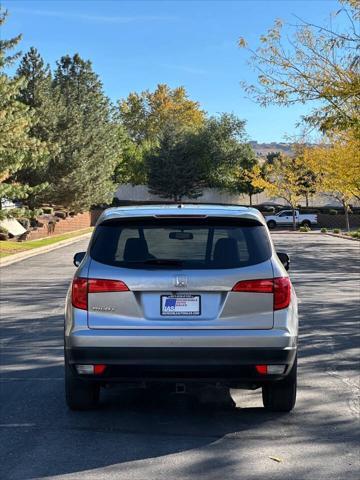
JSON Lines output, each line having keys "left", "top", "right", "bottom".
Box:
{"left": 343, "top": 201, "right": 350, "bottom": 232}
{"left": 305, "top": 192, "right": 309, "bottom": 207}
{"left": 249, "top": 193, "right": 253, "bottom": 206}
{"left": 292, "top": 207, "right": 296, "bottom": 231}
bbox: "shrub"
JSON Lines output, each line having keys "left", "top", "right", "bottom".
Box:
{"left": 329, "top": 209, "right": 338, "bottom": 215}
{"left": 29, "top": 208, "right": 43, "bottom": 219}
{"left": 0, "top": 226, "right": 9, "bottom": 241}
{"left": 333, "top": 228, "right": 341, "bottom": 234}
{"left": 54, "top": 211, "right": 67, "bottom": 219}
{"left": 320, "top": 227, "right": 327, "bottom": 233}
{"left": 299, "top": 225, "right": 311, "bottom": 232}
{"left": 18, "top": 231, "right": 31, "bottom": 242}
{"left": 42, "top": 207, "right": 54, "bottom": 215}
{"left": 17, "top": 218, "right": 31, "bottom": 230}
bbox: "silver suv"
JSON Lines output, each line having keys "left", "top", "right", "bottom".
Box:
{"left": 65, "top": 205, "right": 298, "bottom": 411}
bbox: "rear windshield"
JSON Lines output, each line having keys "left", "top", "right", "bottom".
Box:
{"left": 90, "top": 218, "right": 271, "bottom": 269}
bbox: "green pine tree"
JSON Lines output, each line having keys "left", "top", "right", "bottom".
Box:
{"left": 16, "top": 47, "right": 55, "bottom": 140}
{"left": 14, "top": 47, "right": 58, "bottom": 207}
{"left": 0, "top": 10, "right": 47, "bottom": 216}
{"left": 146, "top": 127, "right": 206, "bottom": 202}
{"left": 49, "top": 54, "right": 121, "bottom": 210}
{"left": 146, "top": 113, "right": 253, "bottom": 202}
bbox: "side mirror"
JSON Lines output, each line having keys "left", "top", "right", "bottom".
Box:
{"left": 277, "top": 252, "right": 290, "bottom": 271}
{"left": 73, "top": 251, "right": 86, "bottom": 267}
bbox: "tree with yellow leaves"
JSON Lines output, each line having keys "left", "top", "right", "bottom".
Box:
{"left": 238, "top": 0, "right": 360, "bottom": 134}
{"left": 302, "top": 131, "right": 360, "bottom": 231}
{"left": 251, "top": 154, "right": 310, "bottom": 230}
{"left": 118, "top": 84, "right": 205, "bottom": 143}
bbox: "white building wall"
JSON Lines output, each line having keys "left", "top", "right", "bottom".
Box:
{"left": 114, "top": 184, "right": 353, "bottom": 207}
{"left": 114, "top": 185, "right": 271, "bottom": 205}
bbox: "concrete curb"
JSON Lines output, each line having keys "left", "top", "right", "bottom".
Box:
{"left": 270, "top": 230, "right": 323, "bottom": 234}
{"left": 324, "top": 232, "right": 360, "bottom": 242}
{"left": 271, "top": 231, "right": 359, "bottom": 241}
{"left": 0, "top": 232, "right": 92, "bottom": 268}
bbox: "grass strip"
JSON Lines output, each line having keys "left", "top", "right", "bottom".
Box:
{"left": 0, "top": 228, "right": 93, "bottom": 258}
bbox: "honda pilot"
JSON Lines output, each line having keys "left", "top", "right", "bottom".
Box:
{"left": 64, "top": 205, "right": 298, "bottom": 411}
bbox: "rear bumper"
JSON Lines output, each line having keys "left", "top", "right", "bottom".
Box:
{"left": 65, "top": 341, "right": 297, "bottom": 386}
{"left": 66, "top": 328, "right": 297, "bottom": 349}
{"left": 65, "top": 328, "right": 297, "bottom": 385}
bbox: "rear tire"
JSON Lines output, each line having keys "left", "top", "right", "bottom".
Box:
{"left": 65, "top": 360, "right": 100, "bottom": 410}
{"left": 262, "top": 357, "right": 297, "bottom": 412}
{"left": 301, "top": 220, "right": 311, "bottom": 228}
{"left": 267, "top": 220, "right": 276, "bottom": 230}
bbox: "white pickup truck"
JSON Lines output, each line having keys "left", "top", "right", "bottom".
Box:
{"left": 265, "top": 209, "right": 318, "bottom": 229}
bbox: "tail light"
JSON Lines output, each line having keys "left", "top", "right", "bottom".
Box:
{"left": 232, "top": 279, "right": 273, "bottom": 293}
{"left": 232, "top": 277, "right": 291, "bottom": 311}
{"left": 72, "top": 278, "right": 129, "bottom": 310}
{"left": 88, "top": 279, "right": 129, "bottom": 293}
{"left": 72, "top": 278, "right": 88, "bottom": 310}
{"left": 273, "top": 277, "right": 291, "bottom": 310}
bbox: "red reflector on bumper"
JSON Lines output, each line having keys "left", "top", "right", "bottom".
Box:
{"left": 94, "top": 364, "right": 106, "bottom": 375}
{"left": 255, "top": 365, "right": 268, "bottom": 375}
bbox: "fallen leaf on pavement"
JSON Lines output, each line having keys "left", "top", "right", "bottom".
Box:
{"left": 269, "top": 456, "right": 283, "bottom": 463}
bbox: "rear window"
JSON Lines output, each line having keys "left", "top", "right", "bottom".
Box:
{"left": 90, "top": 218, "right": 271, "bottom": 269}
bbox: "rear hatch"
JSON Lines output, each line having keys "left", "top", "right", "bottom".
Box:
{"left": 86, "top": 216, "right": 275, "bottom": 330}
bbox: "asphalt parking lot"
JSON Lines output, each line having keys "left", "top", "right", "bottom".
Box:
{"left": 0, "top": 233, "right": 359, "bottom": 479}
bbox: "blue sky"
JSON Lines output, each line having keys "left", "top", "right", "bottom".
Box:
{"left": 3, "top": 0, "right": 342, "bottom": 142}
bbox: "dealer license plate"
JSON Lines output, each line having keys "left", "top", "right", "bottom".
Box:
{"left": 161, "top": 295, "right": 201, "bottom": 316}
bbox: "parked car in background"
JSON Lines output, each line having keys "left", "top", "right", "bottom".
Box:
{"left": 255, "top": 203, "right": 285, "bottom": 214}
{"left": 0, "top": 198, "right": 22, "bottom": 210}
{"left": 65, "top": 204, "right": 298, "bottom": 412}
{"left": 266, "top": 209, "right": 318, "bottom": 229}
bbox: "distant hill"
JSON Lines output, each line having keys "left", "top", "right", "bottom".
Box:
{"left": 249, "top": 141, "right": 293, "bottom": 158}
